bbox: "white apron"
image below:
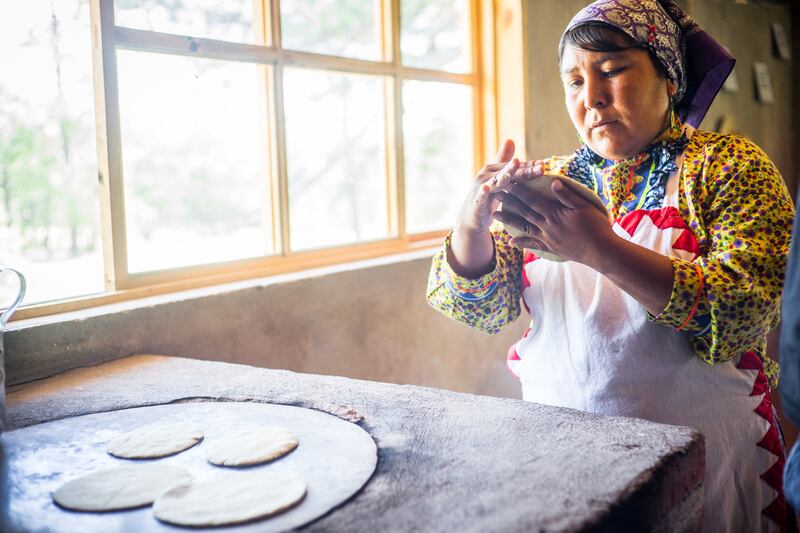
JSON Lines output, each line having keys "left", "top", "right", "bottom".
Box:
{"left": 506, "top": 172, "right": 786, "bottom": 532}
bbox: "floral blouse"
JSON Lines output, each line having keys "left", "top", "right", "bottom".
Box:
{"left": 426, "top": 130, "right": 795, "bottom": 388}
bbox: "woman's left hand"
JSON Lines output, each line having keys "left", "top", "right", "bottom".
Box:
{"left": 492, "top": 178, "right": 615, "bottom": 267}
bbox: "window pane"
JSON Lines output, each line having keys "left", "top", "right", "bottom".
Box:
{"left": 280, "top": 0, "right": 382, "bottom": 61}
{"left": 0, "top": 0, "right": 103, "bottom": 306}
{"left": 401, "top": 0, "right": 471, "bottom": 73}
{"left": 117, "top": 51, "right": 272, "bottom": 273}
{"left": 283, "top": 68, "right": 389, "bottom": 250}
{"left": 114, "top": 0, "right": 257, "bottom": 43}
{"left": 403, "top": 81, "right": 473, "bottom": 233}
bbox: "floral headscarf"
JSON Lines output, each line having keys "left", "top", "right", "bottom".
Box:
{"left": 561, "top": 0, "right": 734, "bottom": 128}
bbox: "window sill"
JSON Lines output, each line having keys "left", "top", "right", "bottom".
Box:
{"left": 9, "top": 242, "right": 442, "bottom": 330}
{"left": 9, "top": 234, "right": 446, "bottom": 325}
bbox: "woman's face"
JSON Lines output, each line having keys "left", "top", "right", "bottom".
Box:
{"left": 560, "top": 39, "right": 676, "bottom": 161}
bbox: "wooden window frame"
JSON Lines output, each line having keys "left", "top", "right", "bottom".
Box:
{"left": 13, "top": 0, "right": 512, "bottom": 321}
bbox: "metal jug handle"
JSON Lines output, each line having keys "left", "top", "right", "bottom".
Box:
{"left": 0, "top": 268, "right": 26, "bottom": 328}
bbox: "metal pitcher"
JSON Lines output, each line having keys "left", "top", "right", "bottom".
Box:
{"left": 0, "top": 268, "right": 26, "bottom": 436}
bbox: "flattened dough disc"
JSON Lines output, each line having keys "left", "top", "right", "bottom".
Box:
{"left": 154, "top": 470, "right": 306, "bottom": 527}
{"left": 52, "top": 464, "right": 191, "bottom": 512}
{"left": 107, "top": 421, "right": 203, "bottom": 459}
{"left": 502, "top": 174, "right": 608, "bottom": 262}
{"left": 206, "top": 427, "right": 298, "bottom": 467}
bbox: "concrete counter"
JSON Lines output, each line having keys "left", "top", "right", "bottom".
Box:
{"left": 3, "top": 355, "right": 703, "bottom": 531}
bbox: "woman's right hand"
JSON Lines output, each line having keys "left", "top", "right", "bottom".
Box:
{"left": 448, "top": 140, "right": 542, "bottom": 278}
{"left": 457, "top": 140, "right": 519, "bottom": 234}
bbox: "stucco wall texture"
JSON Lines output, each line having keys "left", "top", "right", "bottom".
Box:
{"left": 6, "top": 254, "right": 528, "bottom": 397}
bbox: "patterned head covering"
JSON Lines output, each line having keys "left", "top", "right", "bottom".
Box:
{"left": 560, "top": 0, "right": 734, "bottom": 128}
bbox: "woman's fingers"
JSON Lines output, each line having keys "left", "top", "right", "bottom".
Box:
{"left": 508, "top": 181, "right": 558, "bottom": 214}
{"left": 476, "top": 161, "right": 512, "bottom": 184}
{"left": 550, "top": 179, "right": 584, "bottom": 209}
{"left": 509, "top": 236, "right": 548, "bottom": 250}
{"left": 477, "top": 141, "right": 532, "bottom": 187}
{"left": 513, "top": 160, "right": 545, "bottom": 182}
{"left": 494, "top": 139, "right": 515, "bottom": 164}
{"left": 492, "top": 209, "right": 540, "bottom": 237}
{"left": 473, "top": 182, "right": 495, "bottom": 214}
{"left": 462, "top": 142, "right": 523, "bottom": 234}
{"left": 484, "top": 161, "right": 508, "bottom": 172}
{"left": 480, "top": 158, "right": 520, "bottom": 190}
{"left": 494, "top": 190, "right": 546, "bottom": 225}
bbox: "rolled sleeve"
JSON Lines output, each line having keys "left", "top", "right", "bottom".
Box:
{"left": 426, "top": 223, "right": 523, "bottom": 334}
{"left": 442, "top": 243, "right": 501, "bottom": 302}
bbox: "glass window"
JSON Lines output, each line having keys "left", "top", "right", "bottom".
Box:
{"left": 116, "top": 51, "right": 272, "bottom": 273}
{"left": 0, "top": 0, "right": 103, "bottom": 305}
{"left": 401, "top": 0, "right": 472, "bottom": 73}
{"left": 280, "top": 0, "right": 383, "bottom": 61}
{"left": 5, "top": 0, "right": 484, "bottom": 316}
{"left": 283, "top": 68, "right": 389, "bottom": 250}
{"left": 114, "top": 0, "right": 258, "bottom": 43}
{"left": 402, "top": 80, "right": 473, "bottom": 233}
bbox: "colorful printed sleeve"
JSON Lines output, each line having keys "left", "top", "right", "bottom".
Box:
{"left": 649, "top": 134, "right": 795, "bottom": 385}
{"left": 426, "top": 221, "right": 524, "bottom": 334}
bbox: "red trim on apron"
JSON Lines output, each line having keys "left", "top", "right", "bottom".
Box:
{"left": 737, "top": 351, "right": 791, "bottom": 531}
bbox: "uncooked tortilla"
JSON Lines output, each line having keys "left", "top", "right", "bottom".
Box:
{"left": 52, "top": 464, "right": 191, "bottom": 512}
{"left": 107, "top": 421, "right": 203, "bottom": 459}
{"left": 502, "top": 174, "right": 609, "bottom": 262}
{"left": 153, "top": 470, "right": 306, "bottom": 527}
{"left": 205, "top": 427, "right": 298, "bottom": 467}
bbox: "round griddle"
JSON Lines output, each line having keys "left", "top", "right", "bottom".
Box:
{"left": 0, "top": 401, "right": 378, "bottom": 532}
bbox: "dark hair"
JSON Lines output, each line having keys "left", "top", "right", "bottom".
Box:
{"left": 559, "top": 22, "right": 666, "bottom": 78}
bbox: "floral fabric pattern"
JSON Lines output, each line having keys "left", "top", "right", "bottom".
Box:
{"left": 426, "top": 225, "right": 523, "bottom": 334}
{"left": 562, "top": 0, "right": 692, "bottom": 101}
{"left": 561, "top": 0, "right": 735, "bottom": 129}
{"left": 568, "top": 111, "right": 690, "bottom": 219}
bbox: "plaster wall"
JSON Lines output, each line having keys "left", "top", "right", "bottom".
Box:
{"left": 693, "top": 2, "right": 795, "bottom": 190}
{"left": 6, "top": 253, "right": 527, "bottom": 398}
{"left": 521, "top": 0, "right": 593, "bottom": 160}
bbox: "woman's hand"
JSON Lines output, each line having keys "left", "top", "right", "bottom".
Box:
{"left": 448, "top": 140, "right": 543, "bottom": 278}
{"left": 493, "top": 178, "right": 614, "bottom": 266}
{"left": 458, "top": 141, "right": 513, "bottom": 233}
{"left": 456, "top": 140, "right": 545, "bottom": 233}
{"left": 494, "top": 178, "right": 675, "bottom": 315}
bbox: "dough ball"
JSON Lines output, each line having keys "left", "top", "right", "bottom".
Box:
{"left": 501, "top": 175, "right": 608, "bottom": 262}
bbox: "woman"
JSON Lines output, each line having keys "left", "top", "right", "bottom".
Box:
{"left": 427, "top": 1, "right": 796, "bottom": 531}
